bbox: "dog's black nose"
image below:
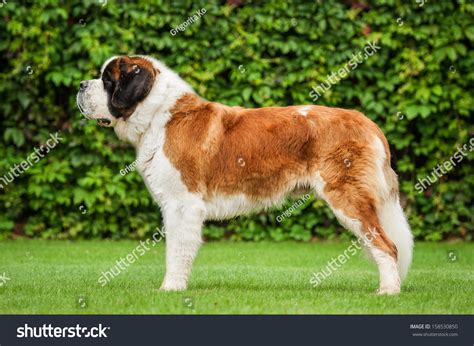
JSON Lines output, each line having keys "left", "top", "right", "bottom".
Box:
{"left": 79, "top": 81, "right": 88, "bottom": 91}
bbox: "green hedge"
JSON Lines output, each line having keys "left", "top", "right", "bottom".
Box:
{"left": 0, "top": 0, "right": 473, "bottom": 241}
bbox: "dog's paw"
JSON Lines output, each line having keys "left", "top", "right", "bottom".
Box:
{"left": 376, "top": 285, "right": 400, "bottom": 295}
{"left": 160, "top": 279, "right": 188, "bottom": 292}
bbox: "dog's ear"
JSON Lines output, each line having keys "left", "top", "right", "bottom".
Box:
{"left": 111, "top": 58, "right": 156, "bottom": 110}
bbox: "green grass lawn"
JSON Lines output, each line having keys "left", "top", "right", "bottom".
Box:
{"left": 0, "top": 240, "right": 472, "bottom": 314}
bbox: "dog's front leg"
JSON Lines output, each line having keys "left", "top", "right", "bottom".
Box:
{"left": 160, "top": 200, "right": 206, "bottom": 291}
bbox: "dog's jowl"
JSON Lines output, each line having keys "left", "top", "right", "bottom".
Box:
{"left": 77, "top": 55, "right": 413, "bottom": 294}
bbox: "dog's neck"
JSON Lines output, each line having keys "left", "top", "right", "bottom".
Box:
{"left": 113, "top": 58, "right": 195, "bottom": 148}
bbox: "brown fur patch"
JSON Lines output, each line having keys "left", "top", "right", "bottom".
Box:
{"left": 103, "top": 56, "right": 158, "bottom": 82}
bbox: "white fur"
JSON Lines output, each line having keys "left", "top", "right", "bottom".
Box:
{"left": 370, "top": 248, "right": 401, "bottom": 294}
{"left": 378, "top": 197, "right": 414, "bottom": 280}
{"left": 76, "top": 79, "right": 112, "bottom": 122}
{"left": 205, "top": 193, "right": 259, "bottom": 220}
{"left": 205, "top": 192, "right": 291, "bottom": 220}
{"left": 298, "top": 106, "right": 312, "bottom": 116}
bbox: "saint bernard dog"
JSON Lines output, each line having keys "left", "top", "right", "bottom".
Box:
{"left": 77, "top": 55, "right": 413, "bottom": 294}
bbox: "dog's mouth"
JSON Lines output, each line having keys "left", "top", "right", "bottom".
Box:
{"left": 97, "top": 118, "right": 112, "bottom": 127}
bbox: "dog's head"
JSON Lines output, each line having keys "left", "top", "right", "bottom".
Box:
{"left": 76, "top": 55, "right": 159, "bottom": 127}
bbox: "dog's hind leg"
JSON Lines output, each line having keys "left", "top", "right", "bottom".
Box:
{"left": 160, "top": 197, "right": 206, "bottom": 291}
{"left": 314, "top": 177, "right": 401, "bottom": 293}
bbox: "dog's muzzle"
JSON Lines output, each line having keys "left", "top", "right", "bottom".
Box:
{"left": 76, "top": 80, "right": 117, "bottom": 127}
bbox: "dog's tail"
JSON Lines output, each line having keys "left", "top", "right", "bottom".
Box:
{"left": 378, "top": 196, "right": 413, "bottom": 279}
{"left": 378, "top": 164, "right": 414, "bottom": 280}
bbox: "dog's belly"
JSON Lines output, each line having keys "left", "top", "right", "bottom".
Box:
{"left": 204, "top": 192, "right": 287, "bottom": 220}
